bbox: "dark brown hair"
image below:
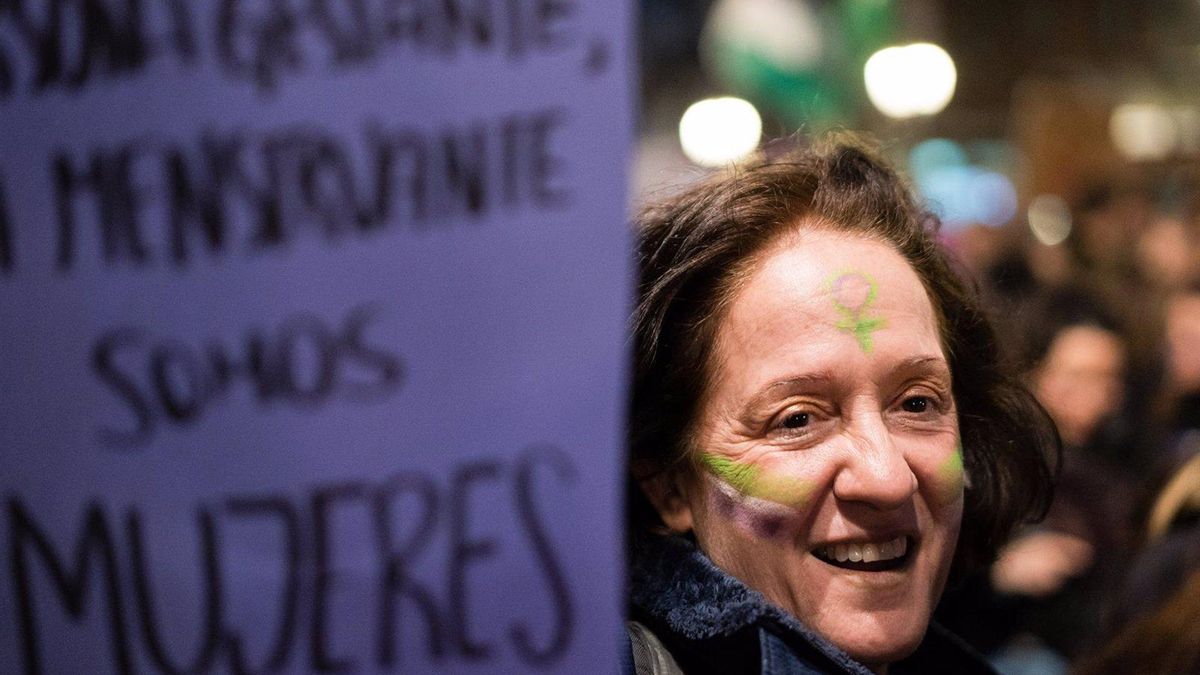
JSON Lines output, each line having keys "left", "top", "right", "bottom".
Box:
{"left": 1074, "top": 568, "right": 1200, "bottom": 675}
{"left": 629, "top": 138, "right": 1059, "bottom": 574}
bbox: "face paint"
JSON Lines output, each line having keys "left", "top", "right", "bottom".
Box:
{"left": 707, "top": 477, "right": 795, "bottom": 540}
{"left": 935, "top": 442, "right": 965, "bottom": 504}
{"left": 827, "top": 270, "right": 885, "bottom": 353}
{"left": 700, "top": 453, "right": 814, "bottom": 507}
{"left": 700, "top": 452, "right": 760, "bottom": 495}
{"left": 699, "top": 452, "right": 814, "bottom": 540}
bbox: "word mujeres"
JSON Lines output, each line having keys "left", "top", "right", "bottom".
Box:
{"left": 8, "top": 447, "right": 575, "bottom": 674}
{"left": 40, "top": 108, "right": 567, "bottom": 274}
{"left": 0, "top": 0, "right": 576, "bottom": 97}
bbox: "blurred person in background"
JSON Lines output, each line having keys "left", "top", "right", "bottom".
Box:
{"left": 1067, "top": 184, "right": 1152, "bottom": 303}
{"left": 1134, "top": 216, "right": 1196, "bottom": 295}
{"left": 1072, "top": 569, "right": 1200, "bottom": 675}
{"left": 1025, "top": 289, "right": 1134, "bottom": 467}
{"left": 1153, "top": 283, "right": 1200, "bottom": 452}
{"left": 1074, "top": 452, "right": 1200, "bottom": 675}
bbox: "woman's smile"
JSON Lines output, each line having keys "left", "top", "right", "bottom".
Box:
{"left": 812, "top": 535, "right": 912, "bottom": 570}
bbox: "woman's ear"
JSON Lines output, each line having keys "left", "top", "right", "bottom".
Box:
{"left": 639, "top": 468, "right": 695, "bottom": 533}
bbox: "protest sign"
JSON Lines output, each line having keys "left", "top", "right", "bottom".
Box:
{"left": 0, "top": 2, "right": 631, "bottom": 672}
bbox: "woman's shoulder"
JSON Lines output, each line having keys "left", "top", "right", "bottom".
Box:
{"left": 624, "top": 611, "right": 764, "bottom": 675}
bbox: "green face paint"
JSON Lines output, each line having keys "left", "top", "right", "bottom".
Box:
{"left": 700, "top": 453, "right": 760, "bottom": 495}
{"left": 827, "top": 270, "right": 885, "bottom": 353}
{"left": 700, "top": 452, "right": 813, "bottom": 507}
{"left": 936, "top": 442, "right": 965, "bottom": 503}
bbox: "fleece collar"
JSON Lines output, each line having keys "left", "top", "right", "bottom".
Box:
{"left": 630, "top": 534, "right": 876, "bottom": 674}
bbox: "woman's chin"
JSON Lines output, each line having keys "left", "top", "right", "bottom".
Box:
{"left": 815, "top": 615, "right": 927, "bottom": 671}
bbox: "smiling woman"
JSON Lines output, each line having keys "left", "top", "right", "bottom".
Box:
{"left": 626, "top": 140, "right": 1059, "bottom": 674}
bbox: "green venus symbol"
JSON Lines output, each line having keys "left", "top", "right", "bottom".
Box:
{"left": 827, "top": 271, "right": 885, "bottom": 353}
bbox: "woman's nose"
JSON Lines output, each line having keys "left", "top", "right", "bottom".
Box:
{"left": 832, "top": 417, "right": 918, "bottom": 509}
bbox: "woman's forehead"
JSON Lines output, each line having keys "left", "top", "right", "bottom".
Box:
{"left": 704, "top": 229, "right": 946, "bottom": 399}
{"left": 727, "top": 230, "right": 937, "bottom": 334}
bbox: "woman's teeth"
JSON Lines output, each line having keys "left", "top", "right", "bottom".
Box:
{"left": 821, "top": 536, "right": 908, "bottom": 564}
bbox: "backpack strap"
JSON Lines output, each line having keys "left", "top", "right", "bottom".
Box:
{"left": 625, "top": 620, "right": 686, "bottom": 675}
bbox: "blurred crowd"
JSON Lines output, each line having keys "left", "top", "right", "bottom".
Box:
{"left": 935, "top": 179, "right": 1200, "bottom": 674}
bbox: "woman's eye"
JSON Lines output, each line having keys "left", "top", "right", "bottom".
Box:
{"left": 782, "top": 412, "right": 810, "bottom": 429}
{"left": 902, "top": 396, "right": 930, "bottom": 413}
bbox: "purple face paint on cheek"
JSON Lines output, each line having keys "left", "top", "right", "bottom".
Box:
{"left": 711, "top": 479, "right": 738, "bottom": 518}
{"left": 751, "top": 513, "right": 787, "bottom": 540}
{"left": 707, "top": 476, "right": 797, "bottom": 542}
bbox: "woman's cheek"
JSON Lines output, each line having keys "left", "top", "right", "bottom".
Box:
{"left": 700, "top": 452, "right": 816, "bottom": 542}
{"left": 930, "top": 441, "right": 965, "bottom": 506}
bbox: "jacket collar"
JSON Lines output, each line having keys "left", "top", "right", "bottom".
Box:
{"left": 629, "top": 534, "right": 875, "bottom": 674}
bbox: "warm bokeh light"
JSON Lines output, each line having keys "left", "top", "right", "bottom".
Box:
{"left": 864, "top": 43, "right": 957, "bottom": 119}
{"left": 1028, "top": 194, "right": 1073, "bottom": 245}
{"left": 703, "top": 0, "right": 824, "bottom": 71}
{"left": 1109, "top": 103, "right": 1177, "bottom": 161}
{"left": 678, "top": 96, "right": 763, "bottom": 166}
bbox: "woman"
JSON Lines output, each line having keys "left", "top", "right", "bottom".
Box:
{"left": 626, "top": 141, "right": 1059, "bottom": 674}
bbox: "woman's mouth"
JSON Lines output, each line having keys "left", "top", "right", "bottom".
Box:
{"left": 812, "top": 535, "right": 912, "bottom": 571}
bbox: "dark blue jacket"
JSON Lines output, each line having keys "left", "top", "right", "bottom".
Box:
{"left": 624, "top": 535, "right": 995, "bottom": 675}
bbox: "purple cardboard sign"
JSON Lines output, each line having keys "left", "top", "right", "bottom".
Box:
{"left": 0, "top": 2, "right": 631, "bottom": 673}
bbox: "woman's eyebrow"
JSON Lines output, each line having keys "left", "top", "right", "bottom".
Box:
{"left": 738, "top": 358, "right": 950, "bottom": 415}
{"left": 738, "top": 374, "right": 833, "bottom": 417}
{"left": 894, "top": 355, "right": 952, "bottom": 377}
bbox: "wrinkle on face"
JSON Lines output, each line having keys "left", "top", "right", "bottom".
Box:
{"left": 667, "top": 226, "right": 965, "bottom": 669}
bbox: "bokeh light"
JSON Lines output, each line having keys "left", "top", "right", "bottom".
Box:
{"left": 969, "top": 171, "right": 1020, "bottom": 227}
{"left": 678, "top": 96, "right": 763, "bottom": 166}
{"left": 1110, "top": 103, "right": 1177, "bottom": 161}
{"left": 908, "top": 138, "right": 969, "bottom": 175}
{"left": 909, "top": 139, "right": 1016, "bottom": 230}
{"left": 864, "top": 43, "right": 957, "bottom": 119}
{"left": 918, "top": 167, "right": 1017, "bottom": 230}
{"left": 1027, "top": 194, "right": 1073, "bottom": 245}
{"left": 703, "top": 0, "right": 824, "bottom": 71}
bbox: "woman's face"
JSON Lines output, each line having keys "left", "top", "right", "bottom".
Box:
{"left": 655, "top": 228, "right": 964, "bottom": 671}
{"left": 1033, "top": 324, "right": 1125, "bottom": 447}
